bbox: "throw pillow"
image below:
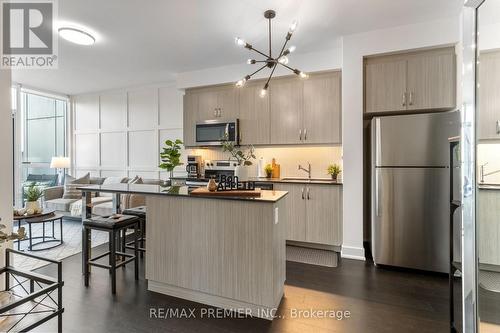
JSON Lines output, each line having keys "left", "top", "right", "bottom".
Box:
{"left": 62, "top": 173, "right": 90, "bottom": 199}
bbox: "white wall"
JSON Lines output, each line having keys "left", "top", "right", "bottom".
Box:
{"left": 0, "top": 69, "right": 12, "bottom": 267}
{"left": 72, "top": 82, "right": 185, "bottom": 180}
{"left": 341, "top": 16, "right": 460, "bottom": 259}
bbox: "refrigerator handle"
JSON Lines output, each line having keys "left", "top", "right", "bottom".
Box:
{"left": 375, "top": 171, "right": 380, "bottom": 217}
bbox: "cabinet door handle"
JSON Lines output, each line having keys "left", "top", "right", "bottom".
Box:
{"left": 213, "top": 108, "right": 217, "bottom": 117}
{"left": 299, "top": 129, "right": 302, "bottom": 141}
{"left": 218, "top": 108, "right": 222, "bottom": 117}
{"left": 301, "top": 187, "right": 305, "bottom": 200}
{"left": 496, "top": 120, "right": 500, "bottom": 134}
{"left": 304, "top": 128, "right": 307, "bottom": 141}
{"left": 402, "top": 92, "right": 406, "bottom": 107}
{"left": 307, "top": 187, "right": 310, "bottom": 200}
{"left": 409, "top": 92, "right": 413, "bottom": 106}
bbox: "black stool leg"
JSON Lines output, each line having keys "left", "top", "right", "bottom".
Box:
{"left": 29, "top": 223, "right": 33, "bottom": 251}
{"left": 42, "top": 222, "right": 45, "bottom": 242}
{"left": 122, "top": 229, "right": 126, "bottom": 269}
{"left": 60, "top": 218, "right": 63, "bottom": 243}
{"left": 52, "top": 220, "right": 55, "bottom": 238}
{"left": 17, "top": 220, "right": 21, "bottom": 250}
{"left": 83, "top": 227, "right": 90, "bottom": 286}
{"left": 140, "top": 219, "right": 145, "bottom": 258}
{"left": 110, "top": 230, "right": 117, "bottom": 294}
{"left": 134, "top": 223, "right": 139, "bottom": 280}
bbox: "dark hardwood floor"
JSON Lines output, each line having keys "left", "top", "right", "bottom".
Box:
{"left": 30, "top": 245, "right": 450, "bottom": 333}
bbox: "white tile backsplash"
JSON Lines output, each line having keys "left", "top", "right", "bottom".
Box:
{"left": 478, "top": 142, "right": 500, "bottom": 184}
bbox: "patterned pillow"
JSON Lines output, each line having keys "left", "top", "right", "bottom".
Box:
{"left": 62, "top": 173, "right": 90, "bottom": 199}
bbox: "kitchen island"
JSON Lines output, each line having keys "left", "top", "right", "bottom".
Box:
{"left": 78, "top": 184, "right": 288, "bottom": 320}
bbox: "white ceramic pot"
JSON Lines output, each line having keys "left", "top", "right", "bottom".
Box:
{"left": 25, "top": 200, "right": 40, "bottom": 212}
{"left": 234, "top": 165, "right": 249, "bottom": 182}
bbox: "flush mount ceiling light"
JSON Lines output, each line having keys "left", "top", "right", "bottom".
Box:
{"left": 58, "top": 27, "right": 95, "bottom": 45}
{"left": 235, "top": 9, "right": 308, "bottom": 97}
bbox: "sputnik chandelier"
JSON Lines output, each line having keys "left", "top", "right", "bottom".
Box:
{"left": 234, "top": 9, "right": 308, "bottom": 98}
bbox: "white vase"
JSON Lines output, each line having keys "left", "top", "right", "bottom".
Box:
{"left": 234, "top": 165, "right": 249, "bottom": 182}
{"left": 25, "top": 200, "right": 40, "bottom": 212}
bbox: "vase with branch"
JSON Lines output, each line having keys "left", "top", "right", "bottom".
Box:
{"left": 221, "top": 135, "right": 256, "bottom": 182}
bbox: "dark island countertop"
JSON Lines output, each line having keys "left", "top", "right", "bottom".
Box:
{"left": 170, "top": 176, "right": 342, "bottom": 185}
{"left": 77, "top": 184, "right": 288, "bottom": 203}
{"left": 478, "top": 183, "right": 500, "bottom": 191}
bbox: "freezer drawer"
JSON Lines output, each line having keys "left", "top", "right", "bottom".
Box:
{"left": 372, "top": 167, "right": 450, "bottom": 273}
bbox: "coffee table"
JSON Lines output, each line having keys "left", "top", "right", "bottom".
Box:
{"left": 13, "top": 210, "right": 63, "bottom": 251}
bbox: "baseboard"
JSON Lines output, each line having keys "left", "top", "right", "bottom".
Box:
{"left": 341, "top": 246, "right": 366, "bottom": 261}
{"left": 148, "top": 280, "right": 280, "bottom": 321}
{"left": 286, "top": 240, "right": 341, "bottom": 252}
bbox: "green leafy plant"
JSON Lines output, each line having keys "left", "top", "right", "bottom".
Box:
{"left": 25, "top": 183, "right": 43, "bottom": 202}
{"left": 0, "top": 224, "right": 25, "bottom": 244}
{"left": 264, "top": 164, "right": 274, "bottom": 178}
{"left": 327, "top": 164, "right": 342, "bottom": 179}
{"left": 221, "top": 135, "right": 256, "bottom": 166}
{"left": 159, "top": 139, "right": 184, "bottom": 179}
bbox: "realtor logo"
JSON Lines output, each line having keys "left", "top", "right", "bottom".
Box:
{"left": 1, "top": 0, "right": 58, "bottom": 68}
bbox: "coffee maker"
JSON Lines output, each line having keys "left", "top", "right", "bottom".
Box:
{"left": 186, "top": 155, "right": 202, "bottom": 178}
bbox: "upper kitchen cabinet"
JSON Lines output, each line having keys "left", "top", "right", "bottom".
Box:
{"left": 238, "top": 80, "right": 270, "bottom": 145}
{"left": 303, "top": 71, "right": 342, "bottom": 144}
{"left": 270, "top": 71, "right": 342, "bottom": 145}
{"left": 478, "top": 50, "right": 500, "bottom": 140}
{"left": 196, "top": 85, "right": 239, "bottom": 121}
{"left": 406, "top": 48, "right": 456, "bottom": 111}
{"left": 270, "top": 76, "right": 303, "bottom": 145}
{"left": 365, "top": 59, "right": 407, "bottom": 113}
{"left": 364, "top": 46, "right": 456, "bottom": 114}
{"left": 183, "top": 93, "right": 198, "bottom": 147}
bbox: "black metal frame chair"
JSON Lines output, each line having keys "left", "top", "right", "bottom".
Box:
{"left": 0, "top": 248, "right": 64, "bottom": 332}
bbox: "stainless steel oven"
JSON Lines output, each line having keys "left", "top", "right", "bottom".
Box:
{"left": 195, "top": 119, "right": 239, "bottom": 146}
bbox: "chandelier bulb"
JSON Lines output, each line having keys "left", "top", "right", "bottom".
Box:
{"left": 236, "top": 80, "right": 244, "bottom": 88}
{"left": 235, "top": 37, "right": 246, "bottom": 47}
{"left": 247, "top": 59, "right": 256, "bottom": 65}
{"left": 289, "top": 20, "right": 298, "bottom": 33}
{"left": 289, "top": 45, "right": 296, "bottom": 53}
{"left": 259, "top": 84, "right": 269, "bottom": 98}
{"left": 299, "top": 71, "right": 308, "bottom": 79}
{"left": 278, "top": 56, "right": 289, "bottom": 65}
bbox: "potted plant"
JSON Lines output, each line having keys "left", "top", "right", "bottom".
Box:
{"left": 221, "top": 137, "right": 256, "bottom": 182}
{"left": 24, "top": 183, "right": 43, "bottom": 213}
{"left": 327, "top": 164, "right": 342, "bottom": 181}
{"left": 264, "top": 164, "right": 274, "bottom": 178}
{"left": 159, "top": 139, "right": 184, "bottom": 184}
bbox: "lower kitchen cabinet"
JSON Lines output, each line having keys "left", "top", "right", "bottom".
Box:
{"left": 274, "top": 183, "right": 342, "bottom": 246}
{"left": 478, "top": 189, "right": 500, "bottom": 266}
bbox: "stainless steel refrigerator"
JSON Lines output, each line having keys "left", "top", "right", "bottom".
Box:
{"left": 371, "top": 111, "right": 460, "bottom": 273}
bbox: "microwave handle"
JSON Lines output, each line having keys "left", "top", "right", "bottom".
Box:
{"left": 225, "top": 123, "right": 229, "bottom": 138}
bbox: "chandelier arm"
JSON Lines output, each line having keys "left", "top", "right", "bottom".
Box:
{"left": 248, "top": 64, "right": 268, "bottom": 78}
{"left": 265, "top": 63, "right": 278, "bottom": 87}
{"left": 277, "top": 38, "right": 289, "bottom": 58}
{"left": 277, "top": 62, "right": 297, "bottom": 73}
{"left": 248, "top": 46, "right": 270, "bottom": 59}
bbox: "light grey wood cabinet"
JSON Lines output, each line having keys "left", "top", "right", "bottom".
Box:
{"left": 305, "top": 185, "right": 342, "bottom": 246}
{"left": 478, "top": 51, "right": 500, "bottom": 140}
{"left": 365, "top": 59, "right": 407, "bottom": 113}
{"left": 407, "top": 50, "right": 456, "bottom": 111}
{"left": 183, "top": 93, "right": 198, "bottom": 147}
{"left": 274, "top": 183, "right": 342, "bottom": 246}
{"left": 270, "top": 71, "right": 342, "bottom": 145}
{"left": 270, "top": 77, "right": 303, "bottom": 145}
{"left": 364, "top": 47, "right": 456, "bottom": 114}
{"left": 191, "top": 85, "right": 239, "bottom": 121}
{"left": 197, "top": 88, "right": 218, "bottom": 120}
{"left": 238, "top": 81, "right": 270, "bottom": 145}
{"left": 478, "top": 189, "right": 500, "bottom": 265}
{"left": 274, "top": 183, "right": 306, "bottom": 242}
{"left": 303, "top": 71, "right": 342, "bottom": 144}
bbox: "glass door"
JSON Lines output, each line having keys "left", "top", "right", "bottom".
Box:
{"left": 14, "top": 90, "right": 68, "bottom": 207}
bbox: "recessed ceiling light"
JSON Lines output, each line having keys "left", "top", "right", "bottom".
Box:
{"left": 58, "top": 27, "right": 95, "bottom": 45}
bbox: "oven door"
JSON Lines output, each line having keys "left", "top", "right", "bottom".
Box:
{"left": 196, "top": 120, "right": 239, "bottom": 146}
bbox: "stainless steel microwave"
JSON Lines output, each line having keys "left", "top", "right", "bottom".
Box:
{"left": 195, "top": 119, "right": 239, "bottom": 146}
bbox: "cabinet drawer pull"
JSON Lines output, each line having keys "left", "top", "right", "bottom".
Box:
{"left": 409, "top": 92, "right": 413, "bottom": 106}
{"left": 307, "top": 187, "right": 310, "bottom": 200}
{"left": 301, "top": 187, "right": 305, "bottom": 200}
{"left": 218, "top": 108, "right": 222, "bottom": 117}
{"left": 299, "top": 129, "right": 302, "bottom": 141}
{"left": 304, "top": 128, "right": 307, "bottom": 141}
{"left": 213, "top": 109, "right": 217, "bottom": 117}
{"left": 497, "top": 120, "right": 500, "bottom": 134}
{"left": 402, "top": 92, "right": 406, "bottom": 107}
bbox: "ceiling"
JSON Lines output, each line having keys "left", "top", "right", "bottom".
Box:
{"left": 12, "top": 0, "right": 462, "bottom": 95}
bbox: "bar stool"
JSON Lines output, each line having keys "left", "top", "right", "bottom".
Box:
{"left": 82, "top": 215, "right": 139, "bottom": 294}
{"left": 122, "top": 206, "right": 146, "bottom": 257}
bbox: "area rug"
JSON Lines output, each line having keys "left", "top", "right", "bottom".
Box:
{"left": 286, "top": 245, "right": 338, "bottom": 267}
{"left": 479, "top": 270, "right": 500, "bottom": 293}
{"left": 12, "top": 218, "right": 108, "bottom": 271}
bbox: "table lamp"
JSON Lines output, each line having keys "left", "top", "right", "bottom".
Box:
{"left": 50, "top": 157, "right": 71, "bottom": 185}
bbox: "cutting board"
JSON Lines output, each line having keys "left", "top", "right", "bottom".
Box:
{"left": 190, "top": 187, "right": 262, "bottom": 197}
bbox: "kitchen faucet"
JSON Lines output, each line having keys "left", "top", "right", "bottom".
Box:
{"left": 480, "top": 162, "right": 500, "bottom": 183}
{"left": 298, "top": 162, "right": 311, "bottom": 179}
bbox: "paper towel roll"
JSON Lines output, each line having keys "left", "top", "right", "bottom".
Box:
{"left": 257, "top": 157, "right": 264, "bottom": 178}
